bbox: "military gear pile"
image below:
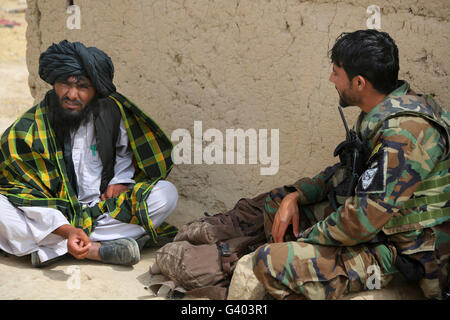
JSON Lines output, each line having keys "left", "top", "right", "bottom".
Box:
{"left": 149, "top": 193, "right": 268, "bottom": 300}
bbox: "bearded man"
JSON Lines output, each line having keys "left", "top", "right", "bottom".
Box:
{"left": 0, "top": 40, "right": 178, "bottom": 267}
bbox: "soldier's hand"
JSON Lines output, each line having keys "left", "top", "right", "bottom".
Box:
{"left": 272, "top": 192, "right": 300, "bottom": 243}
{"left": 101, "top": 183, "right": 129, "bottom": 200}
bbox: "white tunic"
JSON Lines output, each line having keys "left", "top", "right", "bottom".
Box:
{"left": 0, "top": 116, "right": 178, "bottom": 262}
{"left": 70, "top": 114, "right": 135, "bottom": 206}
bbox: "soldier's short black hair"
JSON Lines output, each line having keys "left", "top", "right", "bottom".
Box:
{"left": 330, "top": 29, "right": 399, "bottom": 94}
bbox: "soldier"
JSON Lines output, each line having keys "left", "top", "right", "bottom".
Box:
{"left": 253, "top": 29, "right": 450, "bottom": 300}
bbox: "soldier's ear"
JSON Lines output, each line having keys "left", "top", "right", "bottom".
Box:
{"left": 354, "top": 75, "right": 367, "bottom": 92}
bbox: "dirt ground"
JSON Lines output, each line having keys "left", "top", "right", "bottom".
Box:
{"left": 0, "top": 0, "right": 33, "bottom": 134}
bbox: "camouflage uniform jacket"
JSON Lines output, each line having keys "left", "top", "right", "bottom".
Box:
{"left": 287, "top": 81, "right": 450, "bottom": 298}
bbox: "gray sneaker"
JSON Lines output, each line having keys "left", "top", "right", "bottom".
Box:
{"left": 135, "top": 233, "right": 176, "bottom": 251}
{"left": 30, "top": 251, "right": 67, "bottom": 268}
{"left": 99, "top": 237, "right": 140, "bottom": 266}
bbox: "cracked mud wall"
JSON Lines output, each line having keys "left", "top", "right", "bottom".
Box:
{"left": 24, "top": 0, "right": 449, "bottom": 225}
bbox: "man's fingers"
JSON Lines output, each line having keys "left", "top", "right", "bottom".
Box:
{"left": 70, "top": 239, "right": 91, "bottom": 255}
{"left": 79, "top": 240, "right": 91, "bottom": 250}
{"left": 272, "top": 218, "right": 288, "bottom": 243}
{"left": 78, "top": 244, "right": 91, "bottom": 259}
{"left": 106, "top": 186, "right": 118, "bottom": 199}
{"left": 293, "top": 211, "right": 300, "bottom": 238}
{"left": 271, "top": 218, "right": 279, "bottom": 242}
{"left": 76, "top": 232, "right": 91, "bottom": 247}
{"left": 112, "top": 186, "right": 127, "bottom": 198}
{"left": 101, "top": 184, "right": 129, "bottom": 201}
{"left": 276, "top": 222, "right": 288, "bottom": 243}
{"left": 74, "top": 249, "right": 89, "bottom": 260}
{"left": 74, "top": 242, "right": 90, "bottom": 254}
{"left": 80, "top": 231, "right": 91, "bottom": 244}
{"left": 65, "top": 228, "right": 92, "bottom": 259}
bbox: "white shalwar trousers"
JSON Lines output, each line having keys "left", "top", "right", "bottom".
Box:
{"left": 0, "top": 180, "right": 178, "bottom": 263}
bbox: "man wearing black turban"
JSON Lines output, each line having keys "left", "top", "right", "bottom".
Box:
{"left": 39, "top": 40, "right": 116, "bottom": 98}
{"left": 0, "top": 40, "right": 178, "bottom": 267}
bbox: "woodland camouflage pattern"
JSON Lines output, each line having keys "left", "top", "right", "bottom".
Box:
{"left": 254, "top": 81, "right": 450, "bottom": 299}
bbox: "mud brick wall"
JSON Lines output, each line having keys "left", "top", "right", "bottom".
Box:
{"left": 25, "top": 0, "right": 450, "bottom": 225}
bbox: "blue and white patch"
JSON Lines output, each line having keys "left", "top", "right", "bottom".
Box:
{"left": 356, "top": 147, "right": 387, "bottom": 194}
{"left": 361, "top": 167, "right": 378, "bottom": 190}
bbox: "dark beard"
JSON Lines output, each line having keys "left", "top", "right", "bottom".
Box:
{"left": 48, "top": 90, "right": 98, "bottom": 145}
{"left": 337, "top": 88, "right": 358, "bottom": 109}
{"left": 338, "top": 95, "right": 350, "bottom": 108}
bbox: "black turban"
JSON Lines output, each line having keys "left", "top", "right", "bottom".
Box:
{"left": 39, "top": 40, "right": 116, "bottom": 98}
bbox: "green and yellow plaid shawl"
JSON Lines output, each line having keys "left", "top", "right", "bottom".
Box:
{"left": 0, "top": 91, "right": 177, "bottom": 243}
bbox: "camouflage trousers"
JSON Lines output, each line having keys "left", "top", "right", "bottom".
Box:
{"left": 253, "top": 188, "right": 400, "bottom": 300}
{"left": 253, "top": 239, "right": 399, "bottom": 299}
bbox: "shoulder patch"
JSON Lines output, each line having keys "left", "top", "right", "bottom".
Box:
{"left": 356, "top": 147, "right": 387, "bottom": 194}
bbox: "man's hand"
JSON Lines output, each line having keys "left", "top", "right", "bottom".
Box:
{"left": 101, "top": 183, "right": 129, "bottom": 201}
{"left": 53, "top": 224, "right": 92, "bottom": 259}
{"left": 272, "top": 191, "right": 301, "bottom": 243}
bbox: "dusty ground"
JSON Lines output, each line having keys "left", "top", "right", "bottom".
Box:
{"left": 0, "top": 250, "right": 172, "bottom": 300}
{"left": 0, "top": 0, "right": 33, "bottom": 133}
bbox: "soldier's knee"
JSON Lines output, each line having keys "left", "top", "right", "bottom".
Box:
{"left": 253, "top": 243, "right": 272, "bottom": 277}
{"left": 253, "top": 242, "right": 289, "bottom": 277}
